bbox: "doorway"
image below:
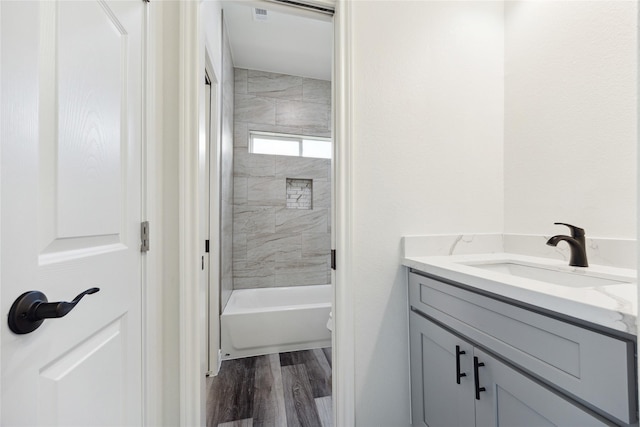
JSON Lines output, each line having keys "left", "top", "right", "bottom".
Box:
{"left": 206, "top": 1, "right": 335, "bottom": 425}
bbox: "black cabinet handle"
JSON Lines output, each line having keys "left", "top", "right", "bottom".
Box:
{"left": 474, "top": 356, "right": 486, "bottom": 400}
{"left": 8, "top": 288, "right": 100, "bottom": 334}
{"left": 455, "top": 345, "right": 467, "bottom": 384}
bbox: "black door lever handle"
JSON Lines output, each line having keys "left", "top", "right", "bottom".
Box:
{"left": 8, "top": 288, "right": 100, "bottom": 334}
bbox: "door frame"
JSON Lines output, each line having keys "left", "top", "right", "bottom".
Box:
{"left": 142, "top": 1, "right": 162, "bottom": 425}
{"left": 178, "top": 1, "right": 207, "bottom": 425}
{"left": 332, "top": 1, "right": 355, "bottom": 424}
{"left": 204, "top": 49, "right": 221, "bottom": 377}
{"left": 177, "top": 0, "right": 355, "bottom": 425}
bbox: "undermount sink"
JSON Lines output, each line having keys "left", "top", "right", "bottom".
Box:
{"left": 461, "top": 261, "right": 632, "bottom": 288}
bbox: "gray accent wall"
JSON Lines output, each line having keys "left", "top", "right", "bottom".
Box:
{"left": 220, "top": 19, "right": 234, "bottom": 310}
{"left": 233, "top": 68, "right": 331, "bottom": 289}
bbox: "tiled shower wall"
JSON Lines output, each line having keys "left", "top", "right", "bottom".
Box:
{"left": 233, "top": 68, "right": 331, "bottom": 289}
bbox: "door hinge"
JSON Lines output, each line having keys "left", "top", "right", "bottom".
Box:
{"left": 205, "top": 239, "right": 210, "bottom": 253}
{"left": 331, "top": 249, "right": 336, "bottom": 270}
{"left": 141, "top": 221, "right": 150, "bottom": 253}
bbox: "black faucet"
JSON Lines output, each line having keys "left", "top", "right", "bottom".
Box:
{"left": 546, "top": 222, "right": 588, "bottom": 267}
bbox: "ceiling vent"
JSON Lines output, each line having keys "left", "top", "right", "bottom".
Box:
{"left": 253, "top": 7, "right": 268, "bottom": 21}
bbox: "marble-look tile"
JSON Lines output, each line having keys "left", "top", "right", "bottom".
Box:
{"left": 221, "top": 245, "right": 233, "bottom": 301}
{"left": 504, "top": 234, "right": 637, "bottom": 270}
{"left": 234, "top": 148, "right": 276, "bottom": 178}
{"left": 235, "top": 94, "right": 276, "bottom": 125}
{"left": 247, "top": 177, "right": 286, "bottom": 207}
{"left": 231, "top": 68, "right": 334, "bottom": 291}
{"left": 247, "top": 233, "right": 302, "bottom": 262}
{"left": 303, "top": 127, "right": 332, "bottom": 139}
{"left": 221, "top": 160, "right": 234, "bottom": 204}
{"left": 221, "top": 209, "right": 233, "bottom": 244}
{"left": 234, "top": 177, "right": 248, "bottom": 205}
{"left": 302, "top": 233, "right": 331, "bottom": 257}
{"left": 248, "top": 70, "right": 303, "bottom": 101}
{"left": 234, "top": 206, "right": 276, "bottom": 234}
{"left": 286, "top": 178, "right": 313, "bottom": 210}
{"left": 275, "top": 256, "right": 330, "bottom": 286}
{"left": 585, "top": 238, "right": 637, "bottom": 270}
{"left": 275, "top": 208, "right": 328, "bottom": 234}
{"left": 233, "top": 260, "right": 276, "bottom": 289}
{"left": 302, "top": 78, "right": 331, "bottom": 105}
{"left": 233, "top": 231, "right": 247, "bottom": 261}
{"left": 246, "top": 122, "right": 303, "bottom": 138}
{"left": 402, "top": 234, "right": 504, "bottom": 258}
{"left": 234, "top": 122, "right": 249, "bottom": 148}
{"left": 403, "top": 233, "right": 638, "bottom": 270}
{"left": 276, "top": 100, "right": 330, "bottom": 129}
{"left": 234, "top": 68, "right": 247, "bottom": 94}
{"left": 276, "top": 156, "right": 330, "bottom": 181}
{"left": 312, "top": 180, "right": 331, "bottom": 208}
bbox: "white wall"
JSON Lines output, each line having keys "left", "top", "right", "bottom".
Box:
{"left": 504, "top": 1, "right": 637, "bottom": 238}
{"left": 350, "top": 2, "right": 504, "bottom": 424}
{"left": 348, "top": 1, "right": 637, "bottom": 424}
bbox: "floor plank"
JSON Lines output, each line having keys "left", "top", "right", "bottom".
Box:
{"left": 252, "top": 354, "right": 287, "bottom": 427}
{"left": 322, "top": 347, "right": 332, "bottom": 368}
{"left": 315, "top": 396, "right": 333, "bottom": 427}
{"left": 269, "top": 353, "right": 288, "bottom": 427}
{"left": 305, "top": 350, "right": 332, "bottom": 398}
{"left": 282, "top": 364, "right": 323, "bottom": 427}
{"left": 208, "top": 357, "right": 257, "bottom": 426}
{"left": 208, "top": 349, "right": 331, "bottom": 427}
{"left": 279, "top": 350, "right": 331, "bottom": 398}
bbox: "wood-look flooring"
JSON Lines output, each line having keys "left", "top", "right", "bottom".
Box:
{"left": 207, "top": 348, "right": 332, "bottom": 427}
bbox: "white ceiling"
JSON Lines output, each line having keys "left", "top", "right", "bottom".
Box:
{"left": 222, "top": 1, "right": 333, "bottom": 81}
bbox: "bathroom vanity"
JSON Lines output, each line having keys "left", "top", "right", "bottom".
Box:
{"left": 404, "top": 252, "right": 638, "bottom": 427}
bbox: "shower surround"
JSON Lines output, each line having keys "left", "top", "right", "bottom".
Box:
{"left": 232, "top": 68, "right": 331, "bottom": 289}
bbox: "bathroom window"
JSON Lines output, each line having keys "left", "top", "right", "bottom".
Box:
{"left": 249, "top": 131, "right": 331, "bottom": 159}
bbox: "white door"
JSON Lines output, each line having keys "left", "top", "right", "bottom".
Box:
{"left": 1, "top": 1, "right": 144, "bottom": 425}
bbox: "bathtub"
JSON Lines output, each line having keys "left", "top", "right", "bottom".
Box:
{"left": 220, "top": 284, "right": 332, "bottom": 360}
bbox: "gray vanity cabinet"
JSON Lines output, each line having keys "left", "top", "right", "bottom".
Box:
{"left": 410, "top": 311, "right": 607, "bottom": 427}
{"left": 408, "top": 271, "right": 637, "bottom": 426}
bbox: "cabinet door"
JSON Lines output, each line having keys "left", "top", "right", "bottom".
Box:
{"left": 473, "top": 348, "right": 608, "bottom": 427}
{"left": 409, "top": 312, "right": 475, "bottom": 427}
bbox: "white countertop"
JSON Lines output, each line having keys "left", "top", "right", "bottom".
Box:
{"left": 403, "top": 252, "right": 638, "bottom": 336}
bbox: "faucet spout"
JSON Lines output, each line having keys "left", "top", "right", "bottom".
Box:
{"left": 546, "top": 235, "right": 589, "bottom": 267}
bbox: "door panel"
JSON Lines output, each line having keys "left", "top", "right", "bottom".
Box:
{"left": 409, "top": 312, "right": 475, "bottom": 427}
{"left": 56, "top": 0, "right": 124, "bottom": 239}
{"left": 38, "top": 318, "right": 126, "bottom": 426}
{"left": 39, "top": 0, "right": 128, "bottom": 261}
{"left": 473, "top": 348, "right": 607, "bottom": 427}
{"left": 1, "top": 1, "right": 144, "bottom": 425}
